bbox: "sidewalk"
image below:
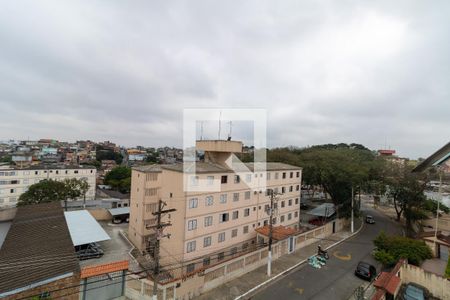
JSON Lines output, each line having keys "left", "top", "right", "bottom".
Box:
{"left": 198, "top": 221, "right": 361, "bottom": 300}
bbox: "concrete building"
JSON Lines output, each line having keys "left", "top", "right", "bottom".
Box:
{"left": 128, "top": 140, "right": 302, "bottom": 270}
{"left": 0, "top": 165, "right": 96, "bottom": 208}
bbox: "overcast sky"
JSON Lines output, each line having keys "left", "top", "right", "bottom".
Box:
{"left": 0, "top": 1, "right": 449, "bottom": 158}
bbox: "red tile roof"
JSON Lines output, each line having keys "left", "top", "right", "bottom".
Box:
{"left": 80, "top": 260, "right": 129, "bottom": 279}
{"left": 374, "top": 272, "right": 401, "bottom": 295}
{"left": 255, "top": 225, "right": 299, "bottom": 241}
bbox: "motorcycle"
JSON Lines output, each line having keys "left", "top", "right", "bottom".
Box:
{"left": 318, "top": 246, "right": 329, "bottom": 260}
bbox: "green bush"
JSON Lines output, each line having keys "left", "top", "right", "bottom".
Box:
{"left": 373, "top": 250, "right": 396, "bottom": 267}
{"left": 373, "top": 232, "right": 432, "bottom": 266}
{"left": 446, "top": 257, "right": 450, "bottom": 278}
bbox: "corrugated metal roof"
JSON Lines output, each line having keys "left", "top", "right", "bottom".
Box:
{"left": 413, "top": 142, "right": 450, "bottom": 172}
{"left": 64, "top": 211, "right": 110, "bottom": 246}
{"left": 307, "top": 203, "right": 336, "bottom": 217}
{"left": 0, "top": 202, "right": 79, "bottom": 295}
{"left": 108, "top": 207, "right": 130, "bottom": 216}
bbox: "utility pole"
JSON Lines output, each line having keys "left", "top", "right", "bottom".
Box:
{"left": 351, "top": 186, "right": 354, "bottom": 233}
{"left": 434, "top": 169, "right": 443, "bottom": 254}
{"left": 267, "top": 189, "right": 276, "bottom": 277}
{"left": 146, "top": 200, "right": 176, "bottom": 300}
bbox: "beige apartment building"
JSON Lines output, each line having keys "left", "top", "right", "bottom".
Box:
{"left": 129, "top": 140, "right": 302, "bottom": 271}
{"left": 0, "top": 165, "right": 96, "bottom": 208}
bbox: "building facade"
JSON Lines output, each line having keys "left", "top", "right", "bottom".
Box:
{"left": 0, "top": 166, "right": 96, "bottom": 208}
{"left": 128, "top": 140, "right": 302, "bottom": 269}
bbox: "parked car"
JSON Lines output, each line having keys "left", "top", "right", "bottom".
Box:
{"left": 365, "top": 215, "right": 375, "bottom": 224}
{"left": 75, "top": 242, "right": 104, "bottom": 260}
{"left": 354, "top": 261, "right": 376, "bottom": 281}
{"left": 397, "top": 283, "right": 432, "bottom": 300}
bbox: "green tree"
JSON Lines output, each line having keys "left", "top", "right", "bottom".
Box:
{"left": 104, "top": 166, "right": 131, "bottom": 193}
{"left": 18, "top": 178, "right": 90, "bottom": 208}
{"left": 268, "top": 145, "right": 378, "bottom": 218}
{"left": 373, "top": 232, "right": 432, "bottom": 266}
{"left": 18, "top": 179, "right": 68, "bottom": 206}
{"left": 0, "top": 155, "right": 12, "bottom": 163}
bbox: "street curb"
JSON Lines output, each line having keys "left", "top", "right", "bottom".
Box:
{"left": 234, "top": 220, "right": 364, "bottom": 300}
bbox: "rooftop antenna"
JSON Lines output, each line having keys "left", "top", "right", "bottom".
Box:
{"left": 218, "top": 110, "right": 222, "bottom": 140}
{"left": 227, "top": 121, "right": 232, "bottom": 141}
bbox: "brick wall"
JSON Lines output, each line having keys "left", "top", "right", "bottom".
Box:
{"left": 4, "top": 275, "right": 80, "bottom": 300}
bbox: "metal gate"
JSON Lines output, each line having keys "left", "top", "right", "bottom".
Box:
{"left": 439, "top": 244, "right": 449, "bottom": 261}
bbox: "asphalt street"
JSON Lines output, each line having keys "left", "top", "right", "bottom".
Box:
{"left": 252, "top": 201, "right": 403, "bottom": 300}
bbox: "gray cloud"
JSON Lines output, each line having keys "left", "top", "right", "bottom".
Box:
{"left": 0, "top": 0, "right": 449, "bottom": 158}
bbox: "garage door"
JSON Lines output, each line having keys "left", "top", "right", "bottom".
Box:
{"left": 439, "top": 245, "right": 449, "bottom": 261}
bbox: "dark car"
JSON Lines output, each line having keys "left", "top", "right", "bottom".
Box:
{"left": 75, "top": 242, "right": 104, "bottom": 260}
{"left": 354, "top": 262, "right": 376, "bottom": 281}
{"left": 365, "top": 215, "right": 375, "bottom": 224}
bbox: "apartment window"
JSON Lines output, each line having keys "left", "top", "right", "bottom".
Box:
{"left": 264, "top": 220, "right": 268, "bottom": 226}
{"left": 220, "top": 194, "right": 227, "bottom": 204}
{"left": 264, "top": 204, "right": 269, "bottom": 212}
{"left": 244, "top": 208, "right": 250, "bottom": 217}
{"left": 9, "top": 189, "right": 14, "bottom": 194}
{"left": 232, "top": 211, "right": 239, "bottom": 220}
{"left": 243, "top": 225, "right": 249, "bottom": 234}
{"left": 74, "top": 170, "right": 79, "bottom": 174}
{"left": 281, "top": 201, "right": 285, "bottom": 208}
{"left": 218, "top": 232, "right": 225, "bottom": 243}
{"left": 282, "top": 172, "right": 286, "bottom": 179}
{"left": 218, "top": 252, "right": 225, "bottom": 261}
{"left": 190, "top": 176, "right": 199, "bottom": 186}
{"left": 245, "top": 174, "right": 252, "bottom": 183}
{"left": 288, "top": 199, "right": 292, "bottom": 206}
{"left": 231, "top": 247, "right": 238, "bottom": 255}
{"left": 55, "top": 170, "right": 59, "bottom": 175}
{"left": 207, "top": 176, "right": 214, "bottom": 186}
{"left": 290, "top": 172, "right": 293, "bottom": 178}
{"left": 289, "top": 186, "right": 293, "bottom": 192}
{"left": 296, "top": 185, "right": 300, "bottom": 191}
{"left": 288, "top": 213, "right": 292, "bottom": 220}
{"left": 280, "top": 215, "right": 285, "bottom": 223}
{"left": 186, "top": 241, "right": 196, "bottom": 253}
{"left": 234, "top": 175, "right": 240, "bottom": 183}
{"left": 296, "top": 171, "right": 300, "bottom": 177}
{"left": 295, "top": 198, "right": 299, "bottom": 205}
{"left": 244, "top": 191, "right": 251, "bottom": 200}
{"left": 295, "top": 211, "right": 298, "bottom": 218}
{"left": 221, "top": 175, "right": 228, "bottom": 184}
{"left": 204, "top": 216, "right": 213, "bottom": 227}
{"left": 273, "top": 217, "right": 277, "bottom": 225}
{"left": 231, "top": 229, "right": 238, "bottom": 238}
{"left": 65, "top": 170, "right": 68, "bottom": 174}
{"left": 187, "top": 219, "right": 197, "bottom": 231}
{"left": 233, "top": 192, "right": 239, "bottom": 202}
{"left": 186, "top": 263, "right": 195, "bottom": 273}
{"left": 267, "top": 172, "right": 271, "bottom": 180}
{"left": 189, "top": 198, "right": 198, "bottom": 209}
{"left": 204, "top": 236, "right": 212, "bottom": 247}
{"left": 205, "top": 196, "right": 214, "bottom": 206}
{"left": 203, "top": 257, "right": 211, "bottom": 266}
{"left": 281, "top": 187, "right": 285, "bottom": 194}
{"left": 219, "top": 213, "right": 229, "bottom": 223}
{"left": 265, "top": 189, "right": 271, "bottom": 196}
{"left": 274, "top": 173, "right": 279, "bottom": 179}
{"left": 274, "top": 187, "right": 279, "bottom": 194}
